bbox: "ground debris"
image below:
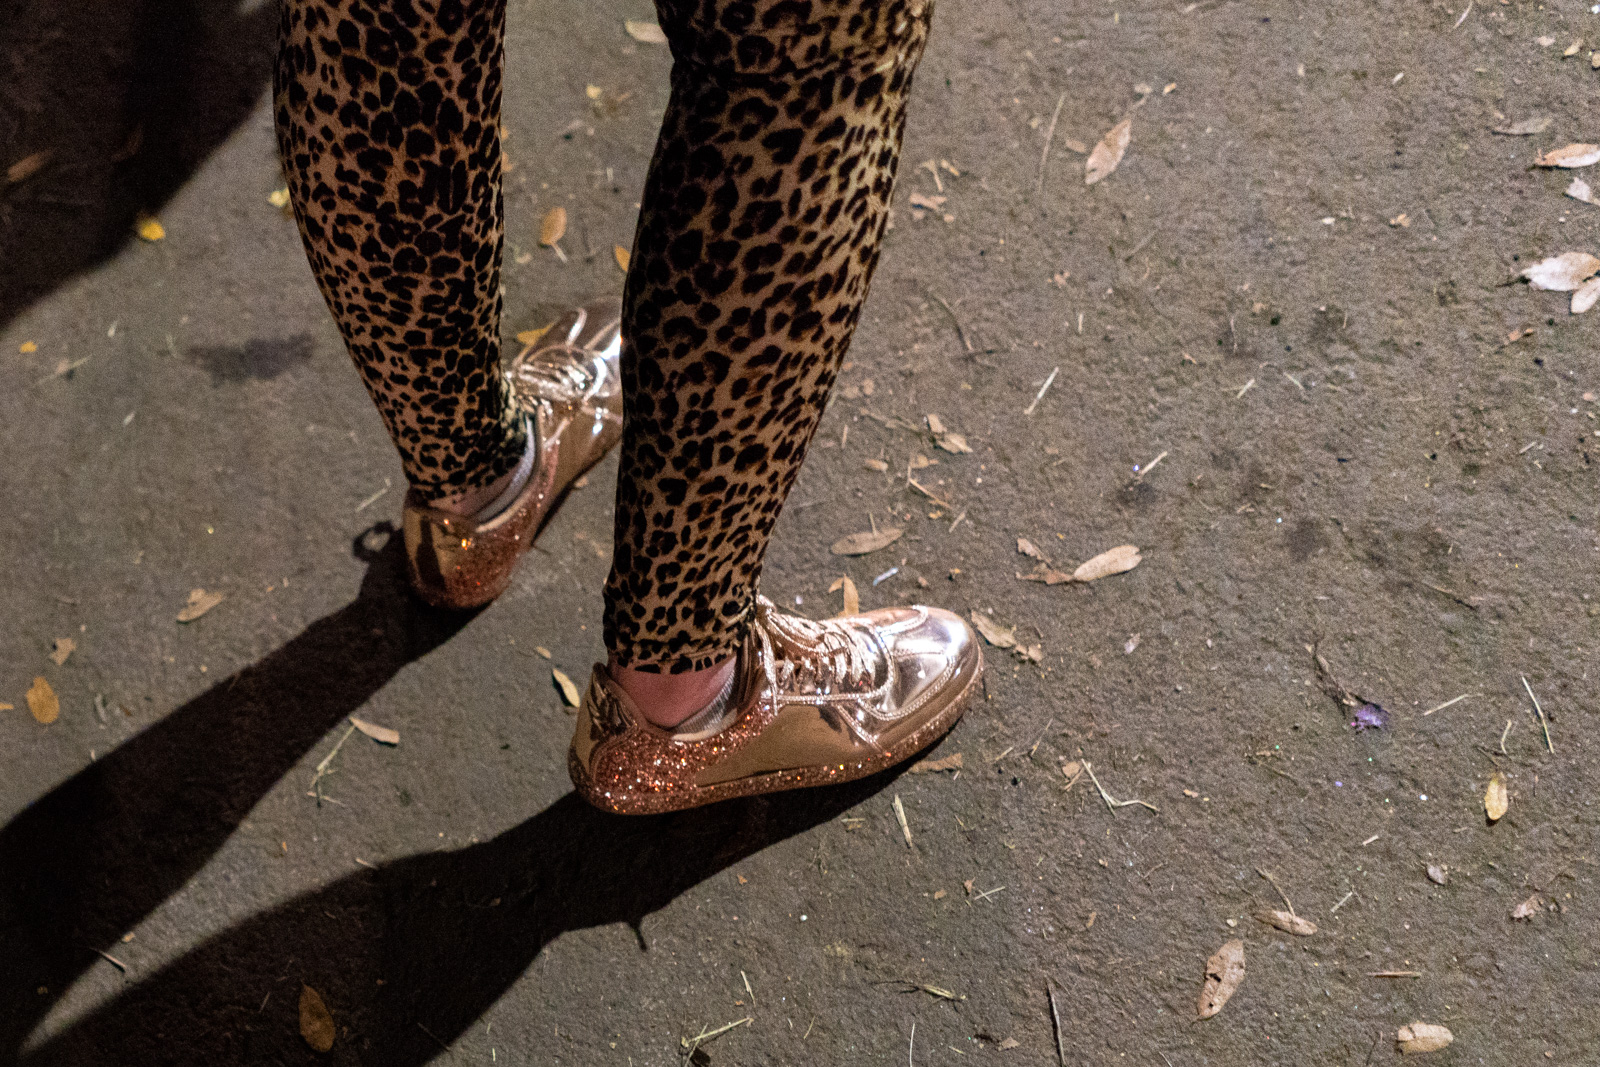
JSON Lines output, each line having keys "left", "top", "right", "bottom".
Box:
{"left": 177, "top": 588, "right": 224, "bottom": 623}
{"left": 1491, "top": 115, "right": 1551, "bottom": 135}
{"left": 828, "top": 575, "right": 860, "bottom": 616}
{"left": 299, "top": 985, "right": 335, "bottom": 1052}
{"left": 831, "top": 526, "right": 903, "bottom": 555}
{"left": 1535, "top": 143, "right": 1600, "bottom": 168}
{"left": 552, "top": 668, "right": 581, "bottom": 708}
{"left": 1511, "top": 894, "right": 1541, "bottom": 920}
{"left": 925, "top": 413, "right": 971, "bottom": 453}
{"left": 1485, "top": 772, "right": 1509, "bottom": 822}
{"left": 624, "top": 17, "right": 667, "bottom": 43}
{"left": 1427, "top": 864, "right": 1449, "bottom": 886}
{"left": 1086, "top": 118, "right": 1132, "bottom": 185}
{"left": 1255, "top": 908, "right": 1317, "bottom": 936}
{"left": 1518, "top": 251, "right": 1600, "bottom": 290}
{"left": 969, "top": 611, "right": 1016, "bottom": 649}
{"left": 49, "top": 638, "right": 76, "bottom": 666}
{"left": 1197, "top": 939, "right": 1245, "bottom": 1019}
{"left": 349, "top": 716, "right": 399, "bottom": 745}
{"left": 1396, "top": 1022, "right": 1452, "bottom": 1054}
{"left": 909, "top": 752, "right": 964, "bottom": 774}
{"left": 26, "top": 677, "right": 60, "bottom": 725}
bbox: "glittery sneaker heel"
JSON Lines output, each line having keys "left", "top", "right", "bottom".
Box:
{"left": 569, "top": 596, "right": 983, "bottom": 814}
{"left": 404, "top": 300, "right": 623, "bottom": 609}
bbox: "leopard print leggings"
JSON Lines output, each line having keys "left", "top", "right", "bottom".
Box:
{"left": 276, "top": 0, "right": 930, "bottom": 672}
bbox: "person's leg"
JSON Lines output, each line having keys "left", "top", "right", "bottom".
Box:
{"left": 603, "top": 0, "right": 933, "bottom": 725}
{"left": 274, "top": 0, "right": 526, "bottom": 516}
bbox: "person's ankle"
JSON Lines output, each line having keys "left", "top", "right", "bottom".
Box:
{"left": 608, "top": 655, "right": 736, "bottom": 729}
{"left": 426, "top": 419, "right": 535, "bottom": 518}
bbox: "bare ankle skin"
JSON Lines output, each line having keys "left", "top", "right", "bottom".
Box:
{"left": 608, "top": 656, "right": 735, "bottom": 728}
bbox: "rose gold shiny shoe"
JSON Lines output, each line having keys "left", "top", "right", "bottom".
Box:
{"left": 569, "top": 596, "right": 983, "bottom": 814}
{"left": 403, "top": 301, "right": 623, "bottom": 609}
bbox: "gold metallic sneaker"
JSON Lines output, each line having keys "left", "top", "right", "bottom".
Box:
{"left": 569, "top": 596, "right": 983, "bottom": 814}
{"left": 404, "top": 301, "right": 623, "bottom": 609}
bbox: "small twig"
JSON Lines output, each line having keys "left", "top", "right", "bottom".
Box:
{"left": 417, "top": 1023, "right": 451, "bottom": 1053}
{"left": 93, "top": 947, "right": 128, "bottom": 972}
{"left": 893, "top": 794, "right": 914, "bottom": 849}
{"left": 1036, "top": 92, "right": 1066, "bottom": 198}
{"left": 1367, "top": 970, "right": 1422, "bottom": 978}
{"left": 1499, "top": 718, "right": 1514, "bottom": 755}
{"left": 1023, "top": 367, "right": 1059, "bottom": 416}
{"left": 308, "top": 724, "right": 358, "bottom": 804}
{"left": 907, "top": 478, "right": 953, "bottom": 509}
{"left": 1361, "top": 832, "right": 1381, "bottom": 846}
{"left": 1082, "top": 760, "right": 1159, "bottom": 813}
{"left": 1046, "top": 978, "right": 1067, "bottom": 1067}
{"left": 929, "top": 292, "right": 973, "bottom": 353}
{"left": 684, "top": 1017, "right": 753, "bottom": 1056}
{"left": 909, "top": 1021, "right": 916, "bottom": 1067}
{"left": 1132, "top": 449, "right": 1169, "bottom": 485}
{"left": 1330, "top": 890, "right": 1355, "bottom": 914}
{"left": 742, "top": 970, "right": 756, "bottom": 1004}
{"left": 972, "top": 885, "right": 1006, "bottom": 902}
{"left": 1453, "top": 0, "right": 1472, "bottom": 29}
{"left": 1256, "top": 867, "right": 1296, "bottom": 917}
{"left": 1029, "top": 716, "right": 1055, "bottom": 757}
{"left": 354, "top": 478, "right": 391, "bottom": 512}
{"left": 1522, "top": 675, "right": 1554, "bottom": 754}
{"left": 1234, "top": 377, "right": 1256, "bottom": 399}
{"left": 1421, "top": 693, "right": 1475, "bottom": 717}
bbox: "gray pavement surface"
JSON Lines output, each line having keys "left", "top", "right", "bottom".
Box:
{"left": 4, "top": 0, "right": 1599, "bottom": 1063}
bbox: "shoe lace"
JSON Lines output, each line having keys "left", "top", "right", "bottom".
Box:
{"left": 511, "top": 343, "right": 610, "bottom": 405}
{"left": 754, "top": 596, "right": 884, "bottom": 696}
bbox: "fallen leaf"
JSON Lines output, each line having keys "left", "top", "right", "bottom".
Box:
{"left": 19, "top": 341, "right": 37, "bottom": 353}
{"left": 1535, "top": 143, "right": 1600, "bottom": 168}
{"left": 6, "top": 149, "right": 51, "bottom": 184}
{"left": 1573, "top": 276, "right": 1600, "bottom": 314}
{"left": 1567, "top": 177, "right": 1599, "bottom": 205}
{"left": 1061, "top": 760, "right": 1083, "bottom": 780}
{"left": 624, "top": 17, "right": 668, "bottom": 43}
{"left": 539, "top": 206, "right": 567, "bottom": 247}
{"left": 1537, "top": 35, "right": 1556, "bottom": 47}
{"left": 1511, "top": 894, "right": 1541, "bottom": 920}
{"left": 933, "top": 888, "right": 946, "bottom": 899}
{"left": 863, "top": 458, "right": 889, "bottom": 472}
{"left": 827, "top": 575, "right": 860, "bottom": 616}
{"left": 1491, "top": 115, "right": 1552, "bottom": 135}
{"left": 909, "top": 752, "right": 964, "bottom": 773}
{"left": 1519, "top": 251, "right": 1600, "bottom": 291}
{"left": 1388, "top": 213, "right": 1411, "bottom": 227}
{"left": 1396, "top": 1022, "right": 1453, "bottom": 1054}
{"left": 963, "top": 878, "right": 976, "bottom": 894}
{"left": 1485, "top": 771, "right": 1509, "bottom": 822}
{"left": 998, "top": 1037, "right": 1021, "bottom": 1050}
{"left": 1426, "top": 864, "right": 1449, "bottom": 885}
{"left": 177, "top": 588, "right": 224, "bottom": 623}
{"left": 1567, "top": 39, "right": 1585, "bottom": 57}
{"left": 1085, "top": 117, "right": 1132, "bottom": 185}
{"left": 1072, "top": 544, "right": 1142, "bottom": 582}
{"left": 516, "top": 324, "right": 552, "bottom": 347}
{"left": 134, "top": 213, "right": 165, "bottom": 242}
{"left": 268, "top": 187, "right": 291, "bottom": 208}
{"left": 349, "top": 716, "right": 399, "bottom": 745}
{"left": 1254, "top": 908, "right": 1317, "bottom": 936}
{"left": 1183, "top": 788, "right": 1200, "bottom": 798}
{"left": 1018, "top": 562, "right": 1075, "bottom": 584}
{"left": 50, "top": 637, "right": 76, "bottom": 666}
{"left": 925, "top": 413, "right": 947, "bottom": 434}
{"left": 830, "top": 527, "right": 904, "bottom": 555}
{"left": 1197, "top": 939, "right": 1245, "bottom": 1019}
{"left": 909, "top": 191, "right": 947, "bottom": 212}
{"left": 969, "top": 611, "right": 1016, "bottom": 649}
{"left": 26, "top": 677, "right": 59, "bottom": 725}
{"left": 552, "top": 667, "right": 581, "bottom": 707}
{"left": 909, "top": 453, "right": 936, "bottom": 469}
{"left": 299, "top": 985, "right": 336, "bottom": 1052}
{"left": 936, "top": 431, "right": 971, "bottom": 454}
{"left": 0, "top": 702, "right": 12, "bottom": 711}
{"left": 614, "top": 244, "right": 630, "bottom": 271}
{"left": 584, "top": 84, "right": 603, "bottom": 100}
{"left": 1017, "top": 537, "right": 1049, "bottom": 561}
{"left": 1017, "top": 643, "right": 1044, "bottom": 663}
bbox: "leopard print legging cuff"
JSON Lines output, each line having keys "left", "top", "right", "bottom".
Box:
{"left": 276, "top": 0, "right": 930, "bottom": 673}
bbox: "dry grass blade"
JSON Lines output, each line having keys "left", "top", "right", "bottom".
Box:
{"left": 1081, "top": 760, "right": 1159, "bottom": 813}
{"left": 1521, "top": 675, "right": 1554, "bottom": 753}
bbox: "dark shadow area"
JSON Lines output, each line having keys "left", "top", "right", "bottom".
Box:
{"left": 0, "top": 0, "right": 277, "bottom": 331}
{"left": 0, "top": 523, "right": 475, "bottom": 1063}
{"left": 1, "top": 522, "right": 908, "bottom": 1065}
{"left": 188, "top": 332, "right": 316, "bottom": 383}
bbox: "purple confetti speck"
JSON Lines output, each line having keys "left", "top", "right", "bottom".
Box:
{"left": 1351, "top": 703, "right": 1387, "bottom": 731}
{"left": 1335, "top": 781, "right": 1343, "bottom": 787}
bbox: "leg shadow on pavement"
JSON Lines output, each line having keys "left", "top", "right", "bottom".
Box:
{"left": 2, "top": 523, "right": 893, "bottom": 1065}
{"left": 0, "top": 523, "right": 474, "bottom": 1063}
{"left": 0, "top": 0, "right": 276, "bottom": 332}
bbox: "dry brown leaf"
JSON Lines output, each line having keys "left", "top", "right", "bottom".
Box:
{"left": 177, "top": 588, "right": 224, "bottom": 623}
{"left": 863, "top": 458, "right": 889, "bottom": 471}
{"left": 968, "top": 611, "right": 1016, "bottom": 649}
{"left": 1061, "top": 760, "right": 1083, "bottom": 780}
{"left": 1485, "top": 771, "right": 1508, "bottom": 822}
{"left": 998, "top": 1037, "right": 1021, "bottom": 1050}
{"left": 1491, "top": 115, "right": 1552, "bottom": 135}
{"left": 1396, "top": 1022, "right": 1453, "bottom": 1054}
{"left": 830, "top": 527, "right": 903, "bottom": 555}
{"left": 1085, "top": 118, "right": 1132, "bottom": 185}
{"left": 1017, "top": 537, "right": 1049, "bottom": 561}
{"left": 1535, "top": 143, "right": 1600, "bottom": 168}
{"left": 1018, "top": 562, "right": 1074, "bottom": 585}
{"left": 539, "top": 206, "right": 567, "bottom": 247}
{"left": 7, "top": 150, "right": 52, "bottom": 184}
{"left": 908, "top": 453, "right": 936, "bottom": 469}
{"left": 1427, "top": 864, "right": 1449, "bottom": 885}
{"left": 516, "top": 324, "right": 551, "bottom": 348}
{"left": 50, "top": 637, "right": 76, "bottom": 666}
{"left": 552, "top": 667, "right": 581, "bottom": 707}
{"left": 349, "top": 716, "right": 399, "bottom": 745}
{"left": 909, "top": 752, "right": 964, "bottom": 773}
{"left": 1573, "top": 276, "right": 1600, "bottom": 314}
{"left": 614, "top": 244, "right": 630, "bottom": 271}
{"left": 26, "top": 677, "right": 59, "bottom": 725}
{"left": 299, "top": 985, "right": 336, "bottom": 1052}
{"left": 624, "top": 17, "right": 667, "bottom": 43}
{"left": 1197, "top": 939, "right": 1244, "bottom": 1018}
{"left": 925, "top": 413, "right": 947, "bottom": 434}
{"left": 935, "top": 432, "right": 971, "bottom": 454}
{"left": 1511, "top": 894, "right": 1541, "bottom": 920}
{"left": 1072, "top": 544, "right": 1142, "bottom": 582}
{"left": 1520, "top": 252, "right": 1600, "bottom": 291}
{"left": 1254, "top": 908, "right": 1317, "bottom": 936}
{"left": 1388, "top": 213, "right": 1411, "bottom": 228}
{"left": 1567, "top": 177, "right": 1598, "bottom": 205}
{"left": 831, "top": 575, "right": 859, "bottom": 616}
